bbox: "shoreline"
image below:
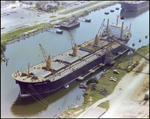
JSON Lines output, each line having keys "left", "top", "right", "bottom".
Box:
{"left": 1, "top": 1, "right": 117, "bottom": 55}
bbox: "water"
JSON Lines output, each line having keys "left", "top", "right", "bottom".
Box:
{"left": 1, "top": 3, "right": 149, "bottom": 118}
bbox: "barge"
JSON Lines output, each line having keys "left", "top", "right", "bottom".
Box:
{"left": 119, "top": 1, "right": 149, "bottom": 11}
{"left": 12, "top": 17, "right": 132, "bottom": 98}
{"left": 60, "top": 16, "right": 80, "bottom": 30}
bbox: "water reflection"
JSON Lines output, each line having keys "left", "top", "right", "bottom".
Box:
{"left": 120, "top": 5, "right": 149, "bottom": 18}
{"left": 10, "top": 80, "right": 85, "bottom": 117}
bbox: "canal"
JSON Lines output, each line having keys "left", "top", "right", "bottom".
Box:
{"left": 1, "top": 3, "right": 149, "bottom": 118}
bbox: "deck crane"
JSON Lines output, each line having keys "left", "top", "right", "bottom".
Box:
{"left": 68, "top": 30, "right": 77, "bottom": 57}
{"left": 39, "top": 44, "right": 52, "bottom": 71}
{"left": 95, "top": 19, "right": 106, "bottom": 45}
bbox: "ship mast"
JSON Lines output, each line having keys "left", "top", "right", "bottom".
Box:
{"left": 120, "top": 21, "right": 124, "bottom": 39}
{"left": 106, "top": 19, "right": 109, "bottom": 34}
{"left": 27, "top": 63, "right": 30, "bottom": 78}
{"left": 129, "top": 23, "right": 131, "bottom": 31}
{"left": 116, "top": 15, "right": 119, "bottom": 25}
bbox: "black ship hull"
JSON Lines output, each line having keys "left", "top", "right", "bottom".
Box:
{"left": 120, "top": 1, "right": 149, "bottom": 11}
{"left": 15, "top": 44, "right": 127, "bottom": 97}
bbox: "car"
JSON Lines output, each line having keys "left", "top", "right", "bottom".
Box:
{"left": 113, "top": 70, "right": 119, "bottom": 74}
{"left": 81, "top": 1, "right": 85, "bottom": 3}
{"left": 75, "top": 2, "right": 79, "bottom": 5}
{"left": 110, "top": 77, "right": 117, "bottom": 82}
{"left": 1, "top": 27, "right": 5, "bottom": 29}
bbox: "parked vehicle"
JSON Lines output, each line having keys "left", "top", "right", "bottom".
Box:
{"left": 110, "top": 77, "right": 117, "bottom": 82}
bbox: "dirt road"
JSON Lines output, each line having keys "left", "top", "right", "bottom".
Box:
{"left": 101, "top": 55, "right": 149, "bottom": 118}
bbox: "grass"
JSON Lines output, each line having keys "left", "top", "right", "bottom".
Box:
{"left": 57, "top": 44, "right": 149, "bottom": 118}
{"left": 60, "top": 1, "right": 100, "bottom": 14}
{"left": 50, "top": 16, "right": 56, "bottom": 18}
{"left": 60, "top": 1, "right": 116, "bottom": 15}
{"left": 1, "top": 23, "right": 52, "bottom": 43}
{"left": 98, "top": 100, "right": 109, "bottom": 111}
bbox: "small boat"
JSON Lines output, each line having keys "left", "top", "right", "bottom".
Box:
{"left": 64, "top": 84, "right": 69, "bottom": 89}
{"left": 116, "top": 7, "right": 119, "bottom": 10}
{"left": 85, "top": 18, "right": 91, "bottom": 22}
{"left": 110, "top": 9, "right": 114, "bottom": 12}
{"left": 56, "top": 29, "right": 63, "bottom": 34}
{"left": 145, "top": 35, "right": 148, "bottom": 39}
{"left": 120, "top": 16, "right": 124, "bottom": 20}
{"left": 104, "top": 11, "right": 109, "bottom": 15}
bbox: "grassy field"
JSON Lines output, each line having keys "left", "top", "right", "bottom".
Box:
{"left": 57, "top": 44, "right": 149, "bottom": 118}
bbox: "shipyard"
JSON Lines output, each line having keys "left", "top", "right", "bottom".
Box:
{"left": 1, "top": 1, "right": 149, "bottom": 118}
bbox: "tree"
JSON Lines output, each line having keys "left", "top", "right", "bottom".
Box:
{"left": 86, "top": 77, "right": 99, "bottom": 85}
{"left": 91, "top": 84, "right": 97, "bottom": 91}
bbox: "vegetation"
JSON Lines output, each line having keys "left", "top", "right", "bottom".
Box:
{"left": 1, "top": 42, "right": 7, "bottom": 53}
{"left": 35, "top": 2, "right": 59, "bottom": 12}
{"left": 86, "top": 77, "right": 99, "bottom": 85}
{"left": 57, "top": 44, "right": 149, "bottom": 118}
{"left": 60, "top": 1, "right": 100, "bottom": 14}
{"left": 98, "top": 100, "right": 109, "bottom": 111}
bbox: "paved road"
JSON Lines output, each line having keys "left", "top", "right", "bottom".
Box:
{"left": 1, "top": 1, "right": 113, "bottom": 34}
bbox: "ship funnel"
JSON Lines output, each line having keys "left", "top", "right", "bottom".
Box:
{"left": 120, "top": 21, "right": 124, "bottom": 39}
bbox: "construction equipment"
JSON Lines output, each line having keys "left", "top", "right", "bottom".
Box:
{"left": 39, "top": 44, "right": 51, "bottom": 71}
{"left": 68, "top": 30, "right": 77, "bottom": 57}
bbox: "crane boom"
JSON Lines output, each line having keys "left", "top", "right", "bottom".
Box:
{"left": 39, "top": 44, "right": 52, "bottom": 71}
{"left": 68, "top": 30, "right": 77, "bottom": 57}
{"left": 112, "top": 37, "right": 149, "bottom": 61}
{"left": 97, "top": 19, "right": 105, "bottom": 37}
{"left": 39, "top": 44, "right": 47, "bottom": 62}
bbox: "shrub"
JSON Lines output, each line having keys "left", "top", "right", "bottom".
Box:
{"left": 86, "top": 77, "right": 99, "bottom": 85}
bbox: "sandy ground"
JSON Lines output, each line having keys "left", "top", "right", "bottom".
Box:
{"left": 100, "top": 55, "right": 149, "bottom": 118}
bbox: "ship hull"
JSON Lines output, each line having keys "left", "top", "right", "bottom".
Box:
{"left": 120, "top": 1, "right": 149, "bottom": 11}
{"left": 15, "top": 44, "right": 127, "bottom": 97}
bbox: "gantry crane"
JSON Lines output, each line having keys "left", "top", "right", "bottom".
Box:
{"left": 39, "top": 44, "right": 52, "bottom": 71}
{"left": 68, "top": 30, "right": 77, "bottom": 57}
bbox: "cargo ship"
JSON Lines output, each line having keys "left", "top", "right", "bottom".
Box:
{"left": 119, "top": 1, "right": 149, "bottom": 11}
{"left": 12, "top": 17, "right": 132, "bottom": 98}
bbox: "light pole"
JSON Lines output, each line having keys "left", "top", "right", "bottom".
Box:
{"left": 29, "top": 13, "right": 31, "bottom": 20}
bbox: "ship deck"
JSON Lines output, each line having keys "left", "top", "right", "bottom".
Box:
{"left": 12, "top": 36, "right": 122, "bottom": 83}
